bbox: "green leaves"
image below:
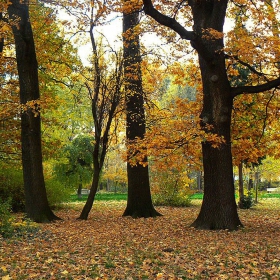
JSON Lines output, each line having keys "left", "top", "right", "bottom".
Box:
{"left": 54, "top": 134, "right": 94, "bottom": 189}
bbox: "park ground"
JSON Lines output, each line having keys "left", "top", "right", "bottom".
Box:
{"left": 1, "top": 199, "right": 280, "bottom": 279}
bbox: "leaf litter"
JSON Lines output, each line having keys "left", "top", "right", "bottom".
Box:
{"left": 1, "top": 199, "right": 280, "bottom": 279}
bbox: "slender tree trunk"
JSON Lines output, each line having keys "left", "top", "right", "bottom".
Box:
{"left": 238, "top": 162, "right": 244, "bottom": 208}
{"left": 248, "top": 176, "right": 253, "bottom": 191}
{"left": 0, "top": 13, "right": 3, "bottom": 54}
{"left": 197, "top": 171, "right": 203, "bottom": 192}
{"left": 77, "top": 182, "right": 82, "bottom": 199}
{"left": 122, "top": 8, "right": 161, "bottom": 218}
{"left": 78, "top": 167, "right": 101, "bottom": 220}
{"left": 8, "top": 0, "right": 60, "bottom": 222}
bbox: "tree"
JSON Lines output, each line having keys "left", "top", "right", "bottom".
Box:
{"left": 54, "top": 135, "right": 94, "bottom": 197}
{"left": 78, "top": 2, "right": 124, "bottom": 220}
{"left": 122, "top": 5, "right": 161, "bottom": 218}
{"left": 143, "top": 0, "right": 280, "bottom": 230}
{"left": 8, "top": 0, "right": 60, "bottom": 222}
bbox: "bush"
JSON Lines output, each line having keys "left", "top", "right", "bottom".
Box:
{"left": 151, "top": 171, "right": 192, "bottom": 207}
{"left": 0, "top": 199, "right": 40, "bottom": 238}
{"left": 153, "top": 193, "right": 192, "bottom": 207}
{"left": 239, "top": 192, "right": 254, "bottom": 209}
{"left": 45, "top": 177, "right": 74, "bottom": 207}
{"left": 0, "top": 200, "right": 14, "bottom": 238}
{"left": 0, "top": 166, "right": 25, "bottom": 212}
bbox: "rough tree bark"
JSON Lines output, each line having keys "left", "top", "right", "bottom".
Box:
{"left": 143, "top": 0, "right": 280, "bottom": 229}
{"left": 8, "top": 0, "right": 60, "bottom": 222}
{"left": 122, "top": 7, "right": 161, "bottom": 218}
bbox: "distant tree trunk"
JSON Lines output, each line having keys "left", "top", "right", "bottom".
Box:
{"left": 77, "top": 182, "right": 82, "bottom": 199}
{"left": 8, "top": 0, "right": 60, "bottom": 222}
{"left": 122, "top": 7, "right": 161, "bottom": 218}
{"left": 0, "top": 13, "right": 3, "bottom": 54}
{"left": 254, "top": 171, "right": 259, "bottom": 203}
{"left": 248, "top": 176, "right": 253, "bottom": 191}
{"left": 238, "top": 162, "right": 245, "bottom": 208}
{"left": 197, "top": 171, "right": 203, "bottom": 192}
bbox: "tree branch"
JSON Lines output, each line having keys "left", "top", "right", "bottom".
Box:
{"left": 225, "top": 54, "right": 268, "bottom": 81}
{"left": 142, "top": 0, "right": 195, "bottom": 41}
{"left": 231, "top": 77, "right": 280, "bottom": 97}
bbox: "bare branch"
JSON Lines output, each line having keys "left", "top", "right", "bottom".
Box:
{"left": 231, "top": 77, "right": 280, "bottom": 97}
{"left": 142, "top": 0, "right": 195, "bottom": 41}
{"left": 225, "top": 54, "right": 269, "bottom": 81}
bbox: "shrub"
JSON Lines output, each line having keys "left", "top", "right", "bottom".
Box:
{"left": 151, "top": 170, "right": 193, "bottom": 207}
{"left": 153, "top": 193, "right": 192, "bottom": 207}
{"left": 0, "top": 166, "right": 25, "bottom": 212}
{"left": 239, "top": 192, "right": 254, "bottom": 209}
{"left": 0, "top": 200, "right": 14, "bottom": 238}
{"left": 45, "top": 177, "right": 73, "bottom": 207}
{"left": 0, "top": 199, "right": 39, "bottom": 238}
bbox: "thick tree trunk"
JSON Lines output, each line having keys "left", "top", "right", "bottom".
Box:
{"left": 122, "top": 8, "right": 161, "bottom": 218}
{"left": 123, "top": 163, "right": 161, "bottom": 218}
{"left": 8, "top": 0, "right": 60, "bottom": 222}
{"left": 78, "top": 168, "right": 100, "bottom": 220}
{"left": 190, "top": 1, "right": 242, "bottom": 230}
{"left": 190, "top": 54, "right": 242, "bottom": 230}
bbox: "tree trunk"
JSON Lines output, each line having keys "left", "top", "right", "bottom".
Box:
{"left": 189, "top": 1, "right": 242, "bottom": 230}
{"left": 0, "top": 13, "right": 3, "bottom": 54}
{"left": 77, "top": 183, "right": 82, "bottom": 199}
{"left": 196, "top": 171, "right": 203, "bottom": 192}
{"left": 248, "top": 176, "right": 253, "bottom": 191}
{"left": 8, "top": 0, "right": 60, "bottom": 222}
{"left": 190, "top": 58, "right": 242, "bottom": 229}
{"left": 238, "top": 162, "right": 245, "bottom": 208}
{"left": 78, "top": 167, "right": 101, "bottom": 220}
{"left": 122, "top": 7, "right": 161, "bottom": 218}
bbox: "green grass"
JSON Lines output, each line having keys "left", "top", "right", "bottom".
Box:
{"left": 260, "top": 193, "right": 280, "bottom": 198}
{"left": 69, "top": 192, "right": 128, "bottom": 202}
{"left": 190, "top": 193, "right": 204, "bottom": 199}
{"left": 69, "top": 191, "right": 280, "bottom": 203}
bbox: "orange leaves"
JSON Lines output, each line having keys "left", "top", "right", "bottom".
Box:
{"left": 202, "top": 28, "right": 224, "bottom": 41}
{"left": 231, "top": 93, "right": 279, "bottom": 165}
{"left": 20, "top": 99, "right": 41, "bottom": 117}
{"left": 1, "top": 200, "right": 280, "bottom": 279}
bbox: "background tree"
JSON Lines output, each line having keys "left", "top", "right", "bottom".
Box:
{"left": 227, "top": 2, "right": 280, "bottom": 208}
{"left": 54, "top": 134, "right": 94, "bottom": 197}
{"left": 122, "top": 4, "right": 161, "bottom": 218}
{"left": 7, "top": 0, "right": 60, "bottom": 222}
{"left": 143, "top": 0, "right": 280, "bottom": 230}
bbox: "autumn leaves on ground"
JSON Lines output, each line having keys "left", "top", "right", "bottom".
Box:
{"left": 1, "top": 199, "right": 280, "bottom": 280}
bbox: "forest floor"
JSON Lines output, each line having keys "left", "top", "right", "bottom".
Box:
{"left": 1, "top": 199, "right": 280, "bottom": 279}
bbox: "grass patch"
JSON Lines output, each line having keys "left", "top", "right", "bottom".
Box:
{"left": 69, "top": 192, "right": 128, "bottom": 202}
{"left": 190, "top": 193, "right": 204, "bottom": 199}
{"left": 260, "top": 193, "right": 280, "bottom": 198}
